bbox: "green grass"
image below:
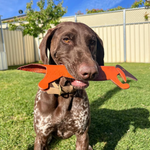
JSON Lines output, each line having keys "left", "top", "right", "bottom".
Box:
{"left": 0, "top": 63, "right": 150, "bottom": 150}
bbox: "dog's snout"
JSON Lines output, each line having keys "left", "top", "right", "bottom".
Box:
{"left": 78, "top": 63, "right": 98, "bottom": 80}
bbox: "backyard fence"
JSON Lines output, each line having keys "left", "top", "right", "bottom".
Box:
{"left": 71, "top": 7, "right": 150, "bottom": 63}
{"left": 1, "top": 7, "right": 150, "bottom": 67}
{"left": 2, "top": 29, "right": 39, "bottom": 66}
{"left": 0, "top": 15, "right": 8, "bottom": 70}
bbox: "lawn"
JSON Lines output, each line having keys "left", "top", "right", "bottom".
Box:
{"left": 0, "top": 63, "right": 150, "bottom": 150}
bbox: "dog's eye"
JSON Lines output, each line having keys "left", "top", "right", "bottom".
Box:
{"left": 63, "top": 37, "right": 71, "bottom": 44}
{"left": 90, "top": 40, "right": 96, "bottom": 45}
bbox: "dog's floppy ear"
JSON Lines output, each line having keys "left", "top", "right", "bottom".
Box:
{"left": 96, "top": 35, "right": 104, "bottom": 66}
{"left": 39, "top": 28, "right": 57, "bottom": 64}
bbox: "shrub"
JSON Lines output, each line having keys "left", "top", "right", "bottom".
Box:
{"left": 86, "top": 8, "right": 104, "bottom": 14}
{"left": 131, "top": 0, "right": 144, "bottom": 8}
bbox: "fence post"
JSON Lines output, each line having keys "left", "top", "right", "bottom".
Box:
{"left": 75, "top": 15, "right": 77, "bottom": 22}
{"left": 22, "top": 33, "right": 26, "bottom": 64}
{"left": 0, "top": 15, "right": 8, "bottom": 70}
{"left": 123, "top": 9, "right": 126, "bottom": 62}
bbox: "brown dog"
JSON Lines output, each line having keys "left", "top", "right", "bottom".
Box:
{"left": 34, "top": 22, "right": 104, "bottom": 150}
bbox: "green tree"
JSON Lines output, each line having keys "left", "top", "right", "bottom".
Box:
{"left": 131, "top": 0, "right": 144, "bottom": 8}
{"left": 5, "top": 0, "right": 66, "bottom": 37}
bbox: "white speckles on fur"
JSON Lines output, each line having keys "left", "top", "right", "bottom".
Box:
{"left": 34, "top": 90, "right": 42, "bottom": 119}
{"left": 34, "top": 90, "right": 53, "bottom": 136}
{"left": 72, "top": 99, "right": 89, "bottom": 134}
{"left": 34, "top": 89, "right": 90, "bottom": 139}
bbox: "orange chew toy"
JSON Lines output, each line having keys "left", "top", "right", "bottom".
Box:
{"left": 18, "top": 64, "right": 137, "bottom": 90}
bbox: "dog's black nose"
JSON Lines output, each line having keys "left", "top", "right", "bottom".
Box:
{"left": 78, "top": 63, "right": 98, "bottom": 80}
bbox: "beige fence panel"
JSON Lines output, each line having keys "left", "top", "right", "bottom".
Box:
{"left": 3, "top": 29, "right": 39, "bottom": 66}
{"left": 126, "top": 8, "right": 150, "bottom": 24}
{"left": 60, "top": 16, "right": 75, "bottom": 22}
{"left": 125, "top": 8, "right": 150, "bottom": 63}
{"left": 24, "top": 35, "right": 35, "bottom": 64}
{"left": 77, "top": 11, "right": 123, "bottom": 27}
{"left": 92, "top": 25, "right": 124, "bottom": 62}
{"left": 126, "top": 23, "right": 150, "bottom": 63}
{"left": 3, "top": 29, "right": 25, "bottom": 66}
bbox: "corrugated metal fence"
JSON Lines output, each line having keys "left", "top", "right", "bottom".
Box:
{"left": 72, "top": 8, "right": 150, "bottom": 63}
{"left": 2, "top": 29, "right": 39, "bottom": 66}
{"left": 2, "top": 7, "right": 150, "bottom": 66}
{"left": 0, "top": 15, "right": 8, "bottom": 70}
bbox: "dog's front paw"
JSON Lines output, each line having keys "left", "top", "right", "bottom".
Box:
{"left": 88, "top": 145, "right": 93, "bottom": 150}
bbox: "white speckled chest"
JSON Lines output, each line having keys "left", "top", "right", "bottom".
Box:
{"left": 34, "top": 90, "right": 90, "bottom": 138}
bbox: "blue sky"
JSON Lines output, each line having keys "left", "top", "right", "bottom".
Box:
{"left": 0, "top": 0, "right": 142, "bottom": 20}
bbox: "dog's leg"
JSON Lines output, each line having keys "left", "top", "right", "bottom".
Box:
{"left": 34, "top": 134, "right": 49, "bottom": 150}
{"left": 76, "top": 128, "right": 93, "bottom": 150}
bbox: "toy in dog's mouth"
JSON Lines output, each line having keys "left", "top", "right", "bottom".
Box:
{"left": 59, "top": 64, "right": 89, "bottom": 89}
{"left": 17, "top": 64, "right": 138, "bottom": 92}
{"left": 71, "top": 79, "right": 89, "bottom": 89}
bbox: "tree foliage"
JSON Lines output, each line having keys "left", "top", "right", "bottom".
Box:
{"left": 86, "top": 8, "right": 104, "bottom": 14}
{"left": 131, "top": 0, "right": 144, "bottom": 8}
{"left": 107, "top": 6, "right": 125, "bottom": 11}
{"left": 5, "top": 0, "right": 66, "bottom": 37}
{"left": 144, "top": 1, "right": 150, "bottom": 7}
{"left": 85, "top": 6, "right": 124, "bottom": 14}
{"left": 77, "top": 0, "right": 147, "bottom": 15}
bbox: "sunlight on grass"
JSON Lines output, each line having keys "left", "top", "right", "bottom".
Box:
{"left": 0, "top": 63, "right": 150, "bottom": 150}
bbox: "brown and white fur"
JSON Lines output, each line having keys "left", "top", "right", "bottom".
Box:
{"left": 34, "top": 22, "right": 104, "bottom": 150}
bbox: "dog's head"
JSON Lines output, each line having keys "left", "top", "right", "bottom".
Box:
{"left": 39, "top": 22, "right": 104, "bottom": 89}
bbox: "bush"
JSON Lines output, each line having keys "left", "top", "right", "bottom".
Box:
{"left": 86, "top": 8, "right": 104, "bottom": 14}
{"left": 131, "top": 0, "right": 144, "bottom": 8}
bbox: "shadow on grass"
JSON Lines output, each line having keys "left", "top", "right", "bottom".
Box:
{"left": 28, "top": 145, "right": 34, "bottom": 150}
{"left": 89, "top": 81, "right": 150, "bottom": 150}
{"left": 27, "top": 137, "right": 63, "bottom": 150}
{"left": 27, "top": 81, "right": 150, "bottom": 150}
{"left": 8, "top": 65, "right": 23, "bottom": 70}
